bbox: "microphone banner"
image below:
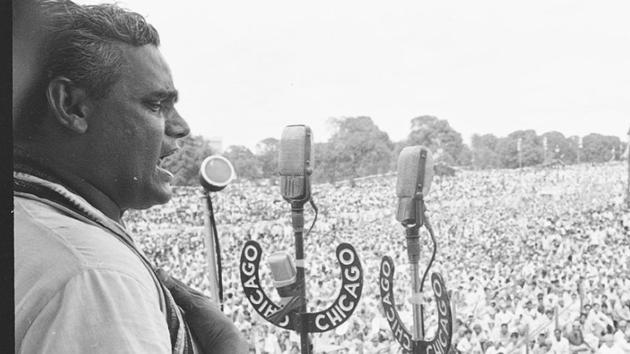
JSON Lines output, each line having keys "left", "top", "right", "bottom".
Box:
{"left": 379, "top": 256, "right": 453, "bottom": 354}
{"left": 240, "top": 240, "right": 363, "bottom": 333}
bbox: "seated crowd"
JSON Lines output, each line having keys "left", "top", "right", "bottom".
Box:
{"left": 125, "top": 161, "right": 630, "bottom": 353}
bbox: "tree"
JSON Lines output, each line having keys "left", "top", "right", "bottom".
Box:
{"left": 390, "top": 140, "right": 409, "bottom": 171}
{"left": 327, "top": 116, "right": 394, "bottom": 181}
{"left": 312, "top": 142, "right": 338, "bottom": 184}
{"left": 223, "top": 145, "right": 262, "bottom": 180}
{"left": 495, "top": 130, "right": 543, "bottom": 168}
{"left": 407, "top": 115, "right": 468, "bottom": 165}
{"left": 161, "top": 134, "right": 215, "bottom": 186}
{"left": 255, "top": 137, "right": 279, "bottom": 179}
{"left": 541, "top": 131, "right": 574, "bottom": 164}
{"left": 471, "top": 133, "right": 501, "bottom": 169}
{"left": 582, "top": 134, "right": 622, "bottom": 163}
{"left": 566, "top": 135, "right": 582, "bottom": 164}
{"left": 457, "top": 144, "right": 473, "bottom": 167}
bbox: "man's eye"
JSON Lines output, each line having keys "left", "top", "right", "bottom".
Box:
{"left": 146, "top": 102, "right": 162, "bottom": 112}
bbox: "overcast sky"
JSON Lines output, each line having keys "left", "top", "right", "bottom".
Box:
{"left": 79, "top": 0, "right": 630, "bottom": 150}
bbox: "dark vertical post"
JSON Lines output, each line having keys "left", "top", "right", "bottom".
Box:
{"left": 406, "top": 227, "right": 423, "bottom": 340}
{"left": 203, "top": 193, "right": 222, "bottom": 309}
{"left": 577, "top": 136, "right": 582, "bottom": 164}
{"left": 291, "top": 203, "right": 310, "bottom": 354}
{"left": 518, "top": 138, "right": 523, "bottom": 170}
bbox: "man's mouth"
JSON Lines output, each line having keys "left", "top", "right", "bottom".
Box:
{"left": 157, "top": 149, "right": 178, "bottom": 178}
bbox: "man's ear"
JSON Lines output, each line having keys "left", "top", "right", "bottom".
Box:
{"left": 46, "top": 77, "right": 90, "bottom": 134}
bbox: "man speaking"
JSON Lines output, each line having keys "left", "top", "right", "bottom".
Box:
{"left": 13, "top": 1, "right": 246, "bottom": 353}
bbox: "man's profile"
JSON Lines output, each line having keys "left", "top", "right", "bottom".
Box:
{"left": 13, "top": 1, "right": 246, "bottom": 352}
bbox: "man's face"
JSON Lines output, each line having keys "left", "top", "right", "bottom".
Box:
{"left": 84, "top": 44, "right": 189, "bottom": 210}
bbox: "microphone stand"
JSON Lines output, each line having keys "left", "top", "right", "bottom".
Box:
{"left": 379, "top": 152, "right": 452, "bottom": 353}
{"left": 238, "top": 197, "right": 363, "bottom": 354}
{"left": 202, "top": 190, "right": 223, "bottom": 310}
{"left": 406, "top": 224, "right": 424, "bottom": 341}
{"left": 290, "top": 201, "right": 310, "bottom": 354}
{"left": 239, "top": 124, "right": 363, "bottom": 354}
{"left": 404, "top": 186, "right": 429, "bottom": 341}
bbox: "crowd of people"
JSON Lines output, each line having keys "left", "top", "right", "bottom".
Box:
{"left": 124, "top": 161, "right": 630, "bottom": 354}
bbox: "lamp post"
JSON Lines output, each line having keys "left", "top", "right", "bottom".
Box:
{"left": 543, "top": 136, "right": 548, "bottom": 163}
{"left": 517, "top": 138, "right": 523, "bottom": 170}
{"left": 576, "top": 136, "right": 582, "bottom": 164}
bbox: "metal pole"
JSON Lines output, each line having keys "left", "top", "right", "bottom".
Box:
{"left": 406, "top": 227, "right": 423, "bottom": 340}
{"left": 202, "top": 194, "right": 221, "bottom": 306}
{"left": 518, "top": 138, "right": 523, "bottom": 170}
{"left": 291, "top": 204, "right": 311, "bottom": 354}
{"left": 577, "top": 137, "right": 582, "bottom": 164}
{"left": 543, "top": 136, "right": 547, "bottom": 164}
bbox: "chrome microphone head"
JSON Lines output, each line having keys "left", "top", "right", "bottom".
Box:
{"left": 395, "top": 146, "right": 434, "bottom": 226}
{"left": 278, "top": 125, "right": 313, "bottom": 203}
{"left": 268, "top": 251, "right": 298, "bottom": 300}
{"left": 199, "top": 155, "right": 236, "bottom": 192}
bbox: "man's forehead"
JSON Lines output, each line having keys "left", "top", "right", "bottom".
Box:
{"left": 117, "top": 43, "right": 176, "bottom": 96}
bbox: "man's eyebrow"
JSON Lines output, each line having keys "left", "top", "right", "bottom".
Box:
{"left": 147, "top": 90, "right": 179, "bottom": 102}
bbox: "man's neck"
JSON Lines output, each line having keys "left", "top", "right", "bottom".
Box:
{"left": 14, "top": 143, "right": 124, "bottom": 222}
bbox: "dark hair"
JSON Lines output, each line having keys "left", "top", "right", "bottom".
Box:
{"left": 43, "top": 0, "right": 159, "bottom": 97}
{"left": 16, "top": 0, "right": 160, "bottom": 137}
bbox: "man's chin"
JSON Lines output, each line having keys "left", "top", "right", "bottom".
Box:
{"left": 150, "top": 167, "right": 175, "bottom": 205}
{"left": 153, "top": 182, "right": 174, "bottom": 205}
{"left": 132, "top": 183, "right": 173, "bottom": 210}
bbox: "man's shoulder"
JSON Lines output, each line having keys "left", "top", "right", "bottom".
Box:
{"left": 15, "top": 195, "right": 151, "bottom": 274}
{"left": 14, "top": 195, "right": 166, "bottom": 350}
{"left": 14, "top": 195, "right": 161, "bottom": 310}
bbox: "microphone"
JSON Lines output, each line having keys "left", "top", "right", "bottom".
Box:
{"left": 268, "top": 252, "right": 299, "bottom": 306}
{"left": 279, "top": 125, "right": 313, "bottom": 204}
{"left": 199, "top": 155, "right": 236, "bottom": 192}
{"left": 198, "top": 155, "right": 236, "bottom": 309}
{"left": 395, "top": 146, "right": 434, "bottom": 227}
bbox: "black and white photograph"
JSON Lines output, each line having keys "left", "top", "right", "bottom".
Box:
{"left": 10, "top": 0, "right": 630, "bottom": 353}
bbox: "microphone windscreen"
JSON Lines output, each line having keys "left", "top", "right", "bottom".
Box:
{"left": 279, "top": 125, "right": 313, "bottom": 176}
{"left": 396, "top": 146, "right": 434, "bottom": 198}
{"left": 199, "top": 155, "right": 236, "bottom": 192}
{"left": 268, "top": 252, "right": 298, "bottom": 299}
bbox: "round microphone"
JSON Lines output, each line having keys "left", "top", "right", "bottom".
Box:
{"left": 199, "top": 155, "right": 236, "bottom": 192}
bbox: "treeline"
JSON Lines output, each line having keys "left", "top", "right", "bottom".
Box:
{"left": 163, "top": 116, "right": 627, "bottom": 185}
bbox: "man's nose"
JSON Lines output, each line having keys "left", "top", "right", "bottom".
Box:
{"left": 166, "top": 108, "right": 190, "bottom": 138}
